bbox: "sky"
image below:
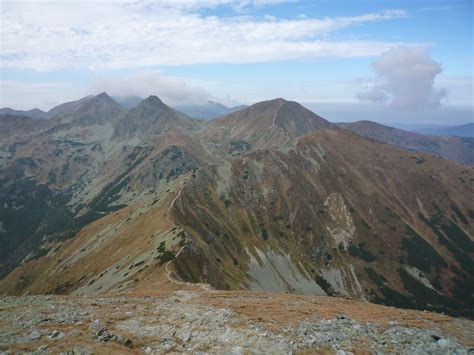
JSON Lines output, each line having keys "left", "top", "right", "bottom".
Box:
{"left": 0, "top": 0, "right": 472, "bottom": 124}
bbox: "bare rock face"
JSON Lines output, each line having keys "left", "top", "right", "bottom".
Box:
{"left": 0, "top": 96, "right": 473, "bottom": 319}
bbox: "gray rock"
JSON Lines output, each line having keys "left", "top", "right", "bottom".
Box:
{"left": 176, "top": 327, "right": 192, "bottom": 342}
{"left": 28, "top": 330, "right": 42, "bottom": 341}
{"left": 437, "top": 338, "right": 454, "bottom": 348}
{"left": 72, "top": 346, "right": 93, "bottom": 355}
{"left": 97, "top": 328, "right": 113, "bottom": 342}
{"left": 67, "top": 329, "right": 81, "bottom": 337}
{"left": 34, "top": 345, "right": 49, "bottom": 354}
{"left": 48, "top": 329, "right": 65, "bottom": 340}
{"left": 89, "top": 319, "right": 105, "bottom": 334}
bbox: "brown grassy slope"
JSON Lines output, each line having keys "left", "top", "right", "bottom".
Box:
{"left": 171, "top": 127, "right": 473, "bottom": 314}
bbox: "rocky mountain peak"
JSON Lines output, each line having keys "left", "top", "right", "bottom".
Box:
{"left": 44, "top": 93, "right": 126, "bottom": 127}
{"left": 140, "top": 95, "right": 166, "bottom": 107}
{"left": 209, "top": 98, "right": 331, "bottom": 148}
{"left": 114, "top": 95, "right": 198, "bottom": 138}
{"left": 95, "top": 92, "right": 117, "bottom": 104}
{"left": 128, "top": 95, "right": 173, "bottom": 119}
{"left": 270, "top": 98, "right": 331, "bottom": 133}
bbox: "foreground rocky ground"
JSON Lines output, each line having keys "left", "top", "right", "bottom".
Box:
{"left": 0, "top": 290, "right": 473, "bottom": 354}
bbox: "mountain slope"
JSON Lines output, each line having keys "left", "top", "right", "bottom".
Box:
{"left": 0, "top": 114, "right": 42, "bottom": 143}
{"left": 0, "top": 97, "right": 472, "bottom": 318}
{"left": 338, "top": 120, "right": 474, "bottom": 165}
{"left": 114, "top": 96, "right": 201, "bottom": 138}
{"left": 0, "top": 93, "right": 205, "bottom": 280}
{"left": 46, "top": 92, "right": 126, "bottom": 127}
{"left": 414, "top": 123, "right": 474, "bottom": 138}
{"left": 205, "top": 98, "right": 331, "bottom": 152}
{"left": 42, "top": 95, "right": 95, "bottom": 119}
{"left": 170, "top": 126, "right": 473, "bottom": 315}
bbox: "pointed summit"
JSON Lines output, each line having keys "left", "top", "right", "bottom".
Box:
{"left": 131, "top": 96, "right": 174, "bottom": 120}
{"left": 95, "top": 92, "right": 117, "bottom": 104}
{"left": 114, "top": 95, "right": 200, "bottom": 138}
{"left": 270, "top": 98, "right": 331, "bottom": 136}
{"left": 209, "top": 98, "right": 331, "bottom": 148}
{"left": 46, "top": 92, "right": 126, "bottom": 127}
{"left": 142, "top": 95, "right": 164, "bottom": 105}
{"left": 130, "top": 96, "right": 169, "bottom": 118}
{"left": 96, "top": 91, "right": 110, "bottom": 99}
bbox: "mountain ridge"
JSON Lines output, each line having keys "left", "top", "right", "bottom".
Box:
{"left": 337, "top": 120, "right": 474, "bottom": 165}
{"left": 0, "top": 107, "right": 46, "bottom": 119}
{"left": 414, "top": 123, "right": 474, "bottom": 138}
{"left": 0, "top": 96, "right": 472, "bottom": 319}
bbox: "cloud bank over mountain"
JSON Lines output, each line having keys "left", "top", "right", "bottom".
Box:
{"left": 357, "top": 46, "right": 447, "bottom": 110}
{"left": 91, "top": 70, "right": 211, "bottom": 106}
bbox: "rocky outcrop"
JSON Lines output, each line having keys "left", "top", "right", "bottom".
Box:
{"left": 1, "top": 292, "right": 472, "bottom": 353}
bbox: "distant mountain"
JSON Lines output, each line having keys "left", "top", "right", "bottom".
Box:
{"left": 45, "top": 92, "right": 126, "bottom": 127}
{"left": 174, "top": 100, "right": 247, "bottom": 119}
{"left": 112, "top": 96, "right": 247, "bottom": 119}
{"left": 205, "top": 98, "right": 330, "bottom": 151}
{"left": 0, "top": 95, "right": 473, "bottom": 319}
{"left": 0, "top": 107, "right": 46, "bottom": 119}
{"left": 112, "top": 95, "right": 143, "bottom": 109}
{"left": 42, "top": 95, "right": 96, "bottom": 119}
{"left": 114, "top": 95, "right": 199, "bottom": 138}
{"left": 413, "top": 123, "right": 474, "bottom": 138}
{"left": 337, "top": 120, "right": 474, "bottom": 166}
{"left": 388, "top": 123, "right": 454, "bottom": 131}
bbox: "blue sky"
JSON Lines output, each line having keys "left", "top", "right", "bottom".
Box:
{"left": 0, "top": 0, "right": 472, "bottom": 124}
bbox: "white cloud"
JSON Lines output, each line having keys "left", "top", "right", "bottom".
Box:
{"left": 0, "top": 1, "right": 407, "bottom": 71}
{"left": 435, "top": 75, "right": 473, "bottom": 106}
{"left": 356, "top": 46, "right": 447, "bottom": 110}
{"left": 90, "top": 70, "right": 211, "bottom": 105}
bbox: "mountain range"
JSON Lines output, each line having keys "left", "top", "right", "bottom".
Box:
{"left": 110, "top": 95, "right": 247, "bottom": 119}
{"left": 0, "top": 107, "right": 47, "bottom": 119}
{"left": 412, "top": 123, "right": 474, "bottom": 138}
{"left": 0, "top": 93, "right": 472, "bottom": 318}
{"left": 173, "top": 101, "right": 248, "bottom": 119}
{"left": 337, "top": 120, "right": 474, "bottom": 166}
